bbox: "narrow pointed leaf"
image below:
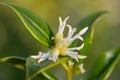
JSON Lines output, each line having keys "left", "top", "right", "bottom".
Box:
{"left": 0, "top": 56, "right": 26, "bottom": 70}
{"left": 2, "top": 2, "right": 54, "bottom": 47}
{"left": 88, "top": 48, "right": 120, "bottom": 80}
{"left": 26, "top": 57, "right": 63, "bottom": 80}
{"left": 0, "top": 56, "right": 57, "bottom": 80}
{"left": 71, "top": 11, "right": 109, "bottom": 55}
{"left": 70, "top": 11, "right": 109, "bottom": 75}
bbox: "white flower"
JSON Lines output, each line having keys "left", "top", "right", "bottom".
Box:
{"left": 31, "top": 17, "right": 88, "bottom": 63}
{"left": 79, "top": 63, "right": 86, "bottom": 74}
{"left": 68, "top": 60, "right": 74, "bottom": 66}
{"left": 67, "top": 60, "right": 86, "bottom": 74}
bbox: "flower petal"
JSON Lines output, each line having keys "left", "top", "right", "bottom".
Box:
{"left": 59, "top": 17, "right": 62, "bottom": 27}
{"left": 38, "top": 58, "right": 45, "bottom": 63}
{"left": 71, "top": 34, "right": 83, "bottom": 42}
{"left": 68, "top": 43, "right": 84, "bottom": 51}
{"left": 78, "top": 36, "right": 84, "bottom": 41}
{"left": 58, "top": 17, "right": 69, "bottom": 34}
{"left": 49, "top": 50, "right": 59, "bottom": 62}
{"left": 38, "top": 52, "right": 50, "bottom": 63}
{"left": 79, "top": 27, "right": 88, "bottom": 35}
{"left": 31, "top": 55, "right": 40, "bottom": 59}
{"left": 71, "top": 27, "right": 88, "bottom": 42}
{"left": 66, "top": 51, "right": 79, "bottom": 61}
{"left": 66, "top": 25, "right": 76, "bottom": 38}
{"left": 30, "top": 51, "right": 43, "bottom": 59}
{"left": 78, "top": 55, "right": 87, "bottom": 59}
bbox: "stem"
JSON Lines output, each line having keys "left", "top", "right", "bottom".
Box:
{"left": 31, "top": 57, "right": 68, "bottom": 79}
{"left": 61, "top": 62, "right": 72, "bottom": 80}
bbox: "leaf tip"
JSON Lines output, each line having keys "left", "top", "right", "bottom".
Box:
{"left": 1, "top": 2, "right": 9, "bottom": 6}
{"left": 1, "top": 2, "right": 17, "bottom": 8}
{"left": 98, "top": 10, "right": 110, "bottom": 16}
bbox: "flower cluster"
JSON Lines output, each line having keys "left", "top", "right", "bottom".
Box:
{"left": 31, "top": 17, "right": 88, "bottom": 73}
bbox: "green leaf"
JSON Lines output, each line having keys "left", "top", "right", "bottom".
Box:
{"left": 71, "top": 11, "right": 109, "bottom": 55}
{"left": 36, "top": 71, "right": 58, "bottom": 80}
{"left": 2, "top": 2, "right": 54, "bottom": 47}
{"left": 69, "top": 11, "right": 109, "bottom": 75}
{"left": 0, "top": 56, "right": 26, "bottom": 70}
{"left": 0, "top": 56, "right": 58, "bottom": 80}
{"left": 88, "top": 48, "right": 120, "bottom": 80}
{"left": 26, "top": 57, "right": 67, "bottom": 80}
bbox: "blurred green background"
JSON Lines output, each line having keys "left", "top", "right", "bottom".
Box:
{"left": 0, "top": 0, "right": 120, "bottom": 80}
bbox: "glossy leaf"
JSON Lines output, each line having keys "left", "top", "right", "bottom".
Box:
{"left": 0, "top": 56, "right": 58, "bottom": 80}
{"left": 26, "top": 57, "right": 65, "bottom": 80}
{"left": 2, "top": 2, "right": 54, "bottom": 47}
{"left": 88, "top": 48, "right": 120, "bottom": 80}
{"left": 0, "top": 56, "right": 26, "bottom": 70}
{"left": 71, "top": 11, "right": 109, "bottom": 55}
{"left": 69, "top": 11, "right": 109, "bottom": 75}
